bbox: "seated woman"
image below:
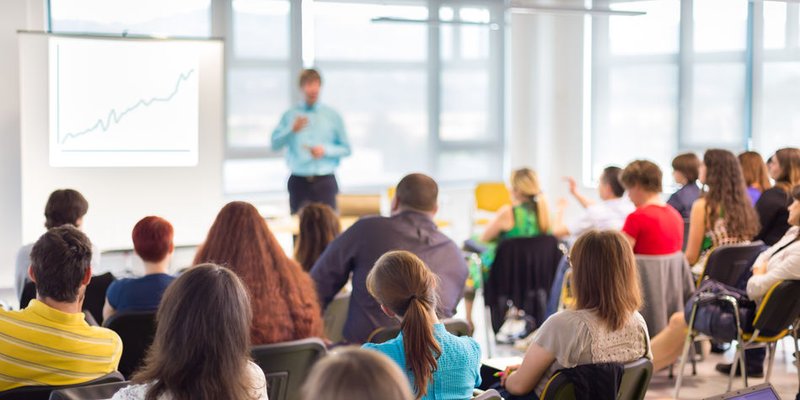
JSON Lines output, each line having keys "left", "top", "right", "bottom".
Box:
{"left": 755, "top": 148, "right": 800, "bottom": 245}
{"left": 363, "top": 251, "right": 481, "bottom": 400}
{"left": 667, "top": 153, "right": 701, "bottom": 221}
{"left": 302, "top": 348, "right": 412, "bottom": 400}
{"left": 295, "top": 202, "right": 341, "bottom": 272}
{"left": 738, "top": 151, "right": 772, "bottom": 205}
{"left": 194, "top": 201, "right": 324, "bottom": 345}
{"left": 111, "top": 263, "right": 268, "bottom": 400}
{"left": 499, "top": 230, "right": 651, "bottom": 399}
{"left": 685, "top": 149, "right": 760, "bottom": 267}
{"left": 103, "top": 216, "right": 176, "bottom": 320}
{"left": 651, "top": 185, "right": 800, "bottom": 376}
{"left": 620, "top": 160, "right": 685, "bottom": 255}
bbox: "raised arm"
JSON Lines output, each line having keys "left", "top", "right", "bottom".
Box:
{"left": 565, "top": 176, "right": 595, "bottom": 209}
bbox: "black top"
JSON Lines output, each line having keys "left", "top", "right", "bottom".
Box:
{"left": 754, "top": 187, "right": 792, "bottom": 246}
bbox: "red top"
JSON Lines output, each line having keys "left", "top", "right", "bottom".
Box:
{"left": 622, "top": 204, "right": 685, "bottom": 255}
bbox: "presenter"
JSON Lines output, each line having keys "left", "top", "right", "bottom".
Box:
{"left": 272, "top": 69, "right": 351, "bottom": 214}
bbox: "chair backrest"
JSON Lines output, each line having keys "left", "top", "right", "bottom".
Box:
{"left": 635, "top": 252, "right": 694, "bottom": 337}
{"left": 102, "top": 310, "right": 158, "bottom": 379}
{"left": 336, "top": 194, "right": 381, "bottom": 217}
{"left": 250, "top": 338, "right": 327, "bottom": 400}
{"left": 474, "top": 182, "right": 511, "bottom": 212}
{"left": 752, "top": 280, "right": 800, "bottom": 337}
{"left": 472, "top": 388, "right": 503, "bottom": 400}
{"left": 540, "top": 358, "right": 653, "bottom": 400}
{"left": 322, "top": 292, "right": 351, "bottom": 343}
{"left": 20, "top": 272, "right": 116, "bottom": 325}
{"left": 698, "top": 241, "right": 767, "bottom": 288}
{"left": 48, "top": 381, "right": 130, "bottom": 400}
{"left": 366, "top": 318, "right": 471, "bottom": 344}
{"left": 0, "top": 372, "right": 124, "bottom": 400}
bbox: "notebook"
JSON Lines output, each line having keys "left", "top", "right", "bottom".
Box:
{"left": 703, "top": 383, "right": 782, "bottom": 400}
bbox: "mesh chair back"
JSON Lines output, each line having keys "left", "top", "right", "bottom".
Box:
{"left": 752, "top": 280, "right": 800, "bottom": 337}
{"left": 0, "top": 372, "right": 124, "bottom": 400}
{"left": 367, "top": 318, "right": 471, "bottom": 344}
{"left": 20, "top": 272, "right": 116, "bottom": 325}
{"left": 540, "top": 358, "right": 652, "bottom": 400}
{"left": 102, "top": 310, "right": 158, "bottom": 379}
{"left": 250, "top": 338, "right": 327, "bottom": 400}
{"left": 49, "top": 381, "right": 130, "bottom": 400}
{"left": 700, "top": 242, "right": 767, "bottom": 288}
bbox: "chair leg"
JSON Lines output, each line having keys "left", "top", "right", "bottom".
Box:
{"left": 766, "top": 342, "right": 777, "bottom": 383}
{"left": 674, "top": 304, "right": 700, "bottom": 399}
{"left": 740, "top": 342, "right": 749, "bottom": 389}
{"left": 793, "top": 328, "right": 800, "bottom": 394}
{"left": 728, "top": 347, "right": 740, "bottom": 392}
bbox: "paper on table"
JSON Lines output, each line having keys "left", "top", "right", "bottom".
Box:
{"left": 482, "top": 356, "right": 524, "bottom": 371}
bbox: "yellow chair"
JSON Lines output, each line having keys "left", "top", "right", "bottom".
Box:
{"left": 473, "top": 182, "right": 512, "bottom": 227}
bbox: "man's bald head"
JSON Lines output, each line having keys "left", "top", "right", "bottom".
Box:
{"left": 394, "top": 173, "right": 438, "bottom": 213}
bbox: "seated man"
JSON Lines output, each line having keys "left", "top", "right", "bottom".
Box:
{"left": 311, "top": 173, "right": 468, "bottom": 344}
{"left": 0, "top": 226, "right": 122, "bottom": 392}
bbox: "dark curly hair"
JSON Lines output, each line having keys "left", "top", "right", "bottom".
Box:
{"left": 702, "top": 149, "right": 760, "bottom": 240}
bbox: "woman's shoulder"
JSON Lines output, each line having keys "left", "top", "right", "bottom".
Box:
{"left": 540, "top": 309, "right": 592, "bottom": 332}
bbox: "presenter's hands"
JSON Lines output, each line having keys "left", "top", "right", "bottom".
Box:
{"left": 291, "top": 116, "right": 309, "bottom": 133}
{"left": 310, "top": 145, "right": 325, "bottom": 159}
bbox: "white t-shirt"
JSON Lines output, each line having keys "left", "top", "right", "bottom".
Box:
{"left": 567, "top": 197, "right": 635, "bottom": 237}
{"left": 111, "top": 361, "right": 268, "bottom": 400}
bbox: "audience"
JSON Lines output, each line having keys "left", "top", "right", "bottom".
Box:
{"left": 311, "top": 173, "right": 467, "bottom": 344}
{"left": 553, "top": 166, "right": 633, "bottom": 238}
{"left": 111, "top": 264, "right": 268, "bottom": 400}
{"left": 15, "top": 189, "right": 101, "bottom": 301}
{"left": 738, "top": 151, "right": 772, "bottom": 205}
{"left": 620, "top": 160, "right": 685, "bottom": 255}
{"left": 684, "top": 149, "right": 760, "bottom": 266}
{"left": 0, "top": 226, "right": 122, "bottom": 392}
{"left": 194, "top": 201, "right": 323, "bottom": 345}
{"left": 499, "top": 230, "right": 651, "bottom": 398}
{"left": 650, "top": 185, "right": 800, "bottom": 375}
{"left": 755, "top": 148, "right": 800, "bottom": 245}
{"left": 295, "top": 202, "right": 341, "bottom": 272}
{"left": 301, "top": 348, "right": 413, "bottom": 400}
{"left": 103, "top": 216, "right": 175, "bottom": 320}
{"left": 667, "top": 153, "right": 701, "bottom": 221}
{"left": 363, "top": 251, "right": 481, "bottom": 400}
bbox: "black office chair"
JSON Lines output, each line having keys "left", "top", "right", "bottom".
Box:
{"left": 540, "top": 358, "right": 653, "bottom": 400}
{"left": 103, "top": 310, "right": 158, "bottom": 379}
{"left": 695, "top": 241, "right": 767, "bottom": 288}
{"left": 366, "top": 318, "right": 471, "bottom": 344}
{"left": 20, "top": 272, "right": 116, "bottom": 325}
{"left": 250, "top": 337, "right": 327, "bottom": 400}
{"left": 0, "top": 372, "right": 124, "bottom": 400}
{"left": 49, "top": 381, "right": 130, "bottom": 400}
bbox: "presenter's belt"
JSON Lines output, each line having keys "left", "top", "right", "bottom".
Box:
{"left": 292, "top": 174, "right": 334, "bottom": 183}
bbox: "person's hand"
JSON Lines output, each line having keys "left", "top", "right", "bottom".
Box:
{"left": 752, "top": 262, "right": 768, "bottom": 276}
{"left": 563, "top": 176, "right": 578, "bottom": 196}
{"left": 292, "top": 116, "right": 309, "bottom": 133}
{"left": 310, "top": 145, "right": 325, "bottom": 159}
{"left": 557, "top": 197, "right": 569, "bottom": 212}
{"left": 500, "top": 364, "right": 521, "bottom": 387}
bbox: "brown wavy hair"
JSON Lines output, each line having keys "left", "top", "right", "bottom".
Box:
{"left": 773, "top": 148, "right": 800, "bottom": 193}
{"left": 571, "top": 230, "right": 642, "bottom": 331}
{"left": 367, "top": 251, "right": 442, "bottom": 399}
{"left": 702, "top": 149, "right": 760, "bottom": 240}
{"left": 738, "top": 151, "right": 772, "bottom": 193}
{"left": 295, "top": 203, "right": 341, "bottom": 271}
{"left": 194, "top": 201, "right": 324, "bottom": 345}
{"left": 134, "top": 264, "right": 258, "bottom": 400}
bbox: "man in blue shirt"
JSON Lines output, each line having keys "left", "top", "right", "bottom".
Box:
{"left": 272, "top": 69, "right": 351, "bottom": 214}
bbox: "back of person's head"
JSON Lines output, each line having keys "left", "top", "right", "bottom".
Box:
{"left": 738, "top": 151, "right": 772, "bottom": 192}
{"left": 301, "top": 347, "right": 413, "bottom": 400}
{"left": 134, "top": 263, "right": 255, "bottom": 400}
{"left": 570, "top": 230, "right": 642, "bottom": 331}
{"left": 510, "top": 167, "right": 551, "bottom": 232}
{"left": 30, "top": 225, "right": 92, "bottom": 303}
{"left": 774, "top": 148, "right": 800, "bottom": 192}
{"left": 621, "top": 160, "right": 663, "bottom": 193}
{"left": 671, "top": 153, "right": 700, "bottom": 184}
{"left": 702, "top": 149, "right": 760, "bottom": 240}
{"left": 44, "top": 189, "right": 89, "bottom": 229}
{"left": 601, "top": 166, "right": 625, "bottom": 198}
{"left": 295, "top": 203, "right": 341, "bottom": 271}
{"left": 395, "top": 173, "right": 438, "bottom": 213}
{"left": 132, "top": 216, "right": 174, "bottom": 263}
{"left": 366, "top": 251, "right": 441, "bottom": 399}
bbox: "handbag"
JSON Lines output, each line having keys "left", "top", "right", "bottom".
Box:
{"left": 684, "top": 279, "right": 756, "bottom": 342}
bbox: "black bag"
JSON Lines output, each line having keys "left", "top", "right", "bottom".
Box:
{"left": 684, "top": 279, "right": 756, "bottom": 342}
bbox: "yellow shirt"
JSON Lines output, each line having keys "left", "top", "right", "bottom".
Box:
{"left": 0, "top": 299, "right": 122, "bottom": 391}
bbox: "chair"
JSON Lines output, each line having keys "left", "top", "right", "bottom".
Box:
{"left": 675, "top": 280, "right": 800, "bottom": 397}
{"left": 473, "top": 182, "right": 512, "bottom": 226}
{"left": 322, "top": 292, "right": 350, "bottom": 343}
{"left": 540, "top": 358, "right": 652, "bottom": 400}
{"left": 694, "top": 242, "right": 767, "bottom": 288}
{"left": 0, "top": 372, "right": 124, "bottom": 400}
{"left": 251, "top": 337, "right": 327, "bottom": 400}
{"left": 20, "top": 272, "right": 116, "bottom": 325}
{"left": 335, "top": 193, "right": 381, "bottom": 217}
{"left": 49, "top": 381, "right": 130, "bottom": 400}
{"left": 635, "top": 252, "right": 694, "bottom": 337}
{"left": 472, "top": 388, "right": 503, "bottom": 400}
{"left": 102, "top": 310, "right": 158, "bottom": 379}
{"left": 366, "top": 318, "right": 471, "bottom": 344}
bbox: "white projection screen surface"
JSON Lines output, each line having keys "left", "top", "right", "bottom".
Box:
{"left": 49, "top": 37, "right": 200, "bottom": 167}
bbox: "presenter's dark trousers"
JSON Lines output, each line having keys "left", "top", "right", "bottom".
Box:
{"left": 288, "top": 174, "right": 339, "bottom": 214}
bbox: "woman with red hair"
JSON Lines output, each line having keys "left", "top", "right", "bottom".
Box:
{"left": 194, "top": 201, "right": 324, "bottom": 344}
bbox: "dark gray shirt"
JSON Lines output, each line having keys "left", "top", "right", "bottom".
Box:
{"left": 667, "top": 183, "right": 701, "bottom": 220}
{"left": 310, "top": 210, "right": 468, "bottom": 343}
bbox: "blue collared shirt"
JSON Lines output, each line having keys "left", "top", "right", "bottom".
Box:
{"left": 271, "top": 102, "right": 351, "bottom": 176}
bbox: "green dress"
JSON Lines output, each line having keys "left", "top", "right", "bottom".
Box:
{"left": 468, "top": 205, "right": 542, "bottom": 289}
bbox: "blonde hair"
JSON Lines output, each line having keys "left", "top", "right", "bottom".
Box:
{"left": 570, "top": 230, "right": 642, "bottom": 331}
{"left": 366, "top": 251, "right": 441, "bottom": 399}
{"left": 301, "top": 347, "right": 413, "bottom": 400}
{"left": 511, "top": 168, "right": 550, "bottom": 233}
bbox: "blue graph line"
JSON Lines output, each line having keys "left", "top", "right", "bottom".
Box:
{"left": 58, "top": 61, "right": 196, "bottom": 145}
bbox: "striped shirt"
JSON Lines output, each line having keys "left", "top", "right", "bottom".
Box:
{"left": 0, "top": 299, "right": 122, "bottom": 391}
